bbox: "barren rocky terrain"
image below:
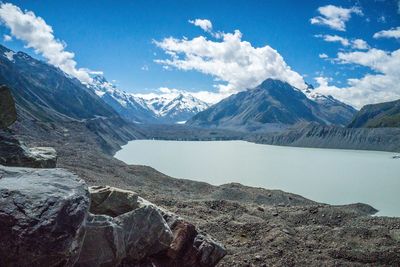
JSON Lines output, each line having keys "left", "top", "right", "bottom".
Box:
{"left": 11, "top": 118, "right": 400, "bottom": 266}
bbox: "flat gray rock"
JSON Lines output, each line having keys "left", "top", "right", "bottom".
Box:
{"left": 0, "top": 166, "right": 89, "bottom": 267}
{"left": 0, "top": 132, "right": 57, "bottom": 168}
{"left": 89, "top": 185, "right": 139, "bottom": 217}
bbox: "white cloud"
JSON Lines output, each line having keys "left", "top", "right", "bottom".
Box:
{"left": 3, "top": 34, "right": 11, "bottom": 42}
{"left": 154, "top": 22, "right": 306, "bottom": 95}
{"left": 314, "top": 48, "right": 400, "bottom": 108}
{"left": 319, "top": 53, "right": 328, "bottom": 59}
{"left": 316, "top": 34, "right": 349, "bottom": 46}
{"left": 316, "top": 34, "right": 369, "bottom": 50}
{"left": 141, "top": 65, "right": 149, "bottom": 71}
{"left": 189, "top": 19, "right": 213, "bottom": 32}
{"left": 373, "top": 27, "right": 400, "bottom": 39}
{"left": 0, "top": 3, "right": 92, "bottom": 83}
{"left": 310, "top": 5, "right": 363, "bottom": 31}
{"left": 351, "top": 39, "right": 369, "bottom": 50}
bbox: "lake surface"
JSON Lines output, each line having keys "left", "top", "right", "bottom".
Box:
{"left": 115, "top": 140, "right": 400, "bottom": 217}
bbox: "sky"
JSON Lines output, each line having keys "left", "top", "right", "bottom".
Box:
{"left": 0, "top": 0, "right": 399, "bottom": 108}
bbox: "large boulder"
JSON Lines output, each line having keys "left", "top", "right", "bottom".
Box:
{"left": 0, "top": 85, "right": 17, "bottom": 129}
{"left": 0, "top": 131, "right": 57, "bottom": 168}
{"left": 161, "top": 221, "right": 227, "bottom": 267}
{"left": 82, "top": 186, "right": 226, "bottom": 267}
{"left": 117, "top": 206, "right": 173, "bottom": 262}
{"left": 0, "top": 165, "right": 90, "bottom": 267}
{"left": 78, "top": 186, "right": 174, "bottom": 266}
{"left": 76, "top": 214, "right": 126, "bottom": 267}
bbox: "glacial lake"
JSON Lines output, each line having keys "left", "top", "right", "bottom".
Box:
{"left": 115, "top": 140, "right": 400, "bottom": 217}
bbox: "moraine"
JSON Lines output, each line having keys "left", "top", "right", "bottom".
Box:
{"left": 115, "top": 140, "right": 400, "bottom": 217}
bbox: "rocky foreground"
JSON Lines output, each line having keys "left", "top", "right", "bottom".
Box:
{"left": 0, "top": 157, "right": 226, "bottom": 267}
{"left": 16, "top": 130, "right": 400, "bottom": 266}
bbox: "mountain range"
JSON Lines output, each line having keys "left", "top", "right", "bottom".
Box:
{"left": 187, "top": 79, "right": 357, "bottom": 131}
{"left": 90, "top": 75, "right": 209, "bottom": 124}
{"left": 4, "top": 43, "right": 399, "bottom": 138}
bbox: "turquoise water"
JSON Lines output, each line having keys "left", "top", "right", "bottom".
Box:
{"left": 115, "top": 140, "right": 400, "bottom": 217}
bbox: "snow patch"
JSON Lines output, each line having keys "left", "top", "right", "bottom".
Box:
{"left": 3, "top": 51, "right": 15, "bottom": 62}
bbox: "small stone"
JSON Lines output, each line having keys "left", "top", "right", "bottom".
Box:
{"left": 257, "top": 206, "right": 265, "bottom": 212}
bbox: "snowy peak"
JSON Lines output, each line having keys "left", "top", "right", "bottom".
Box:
{"left": 87, "top": 74, "right": 209, "bottom": 124}
{"left": 140, "top": 92, "right": 210, "bottom": 123}
{"left": 87, "top": 74, "right": 155, "bottom": 123}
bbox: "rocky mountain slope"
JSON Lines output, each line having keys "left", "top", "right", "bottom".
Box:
{"left": 187, "top": 79, "right": 356, "bottom": 131}
{"left": 247, "top": 122, "right": 400, "bottom": 152}
{"left": 0, "top": 45, "right": 143, "bottom": 154}
{"left": 0, "top": 45, "right": 116, "bottom": 122}
{"left": 90, "top": 74, "right": 209, "bottom": 124}
{"left": 348, "top": 99, "right": 400, "bottom": 128}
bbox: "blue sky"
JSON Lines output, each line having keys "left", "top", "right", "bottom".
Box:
{"left": 0, "top": 0, "right": 399, "bottom": 107}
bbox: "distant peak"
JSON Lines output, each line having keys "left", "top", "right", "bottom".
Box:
{"left": 305, "top": 82, "right": 315, "bottom": 90}
{"left": 259, "top": 78, "right": 292, "bottom": 89}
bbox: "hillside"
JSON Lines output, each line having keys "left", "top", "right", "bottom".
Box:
{"left": 0, "top": 45, "right": 143, "bottom": 153}
{"left": 348, "top": 99, "right": 400, "bottom": 128}
{"left": 248, "top": 122, "right": 400, "bottom": 152}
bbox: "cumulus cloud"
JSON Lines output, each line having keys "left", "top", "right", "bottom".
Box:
{"left": 351, "top": 39, "right": 369, "bottom": 50}
{"left": 154, "top": 21, "right": 306, "bottom": 95}
{"left": 315, "top": 34, "right": 369, "bottom": 50}
{"left": 373, "top": 27, "right": 400, "bottom": 39}
{"left": 314, "top": 48, "right": 400, "bottom": 108}
{"left": 0, "top": 3, "right": 92, "bottom": 83}
{"left": 3, "top": 34, "right": 11, "bottom": 42}
{"left": 310, "top": 5, "right": 363, "bottom": 31}
{"left": 189, "top": 19, "right": 213, "bottom": 33}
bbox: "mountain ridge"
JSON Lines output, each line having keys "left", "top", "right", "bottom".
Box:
{"left": 186, "top": 79, "right": 357, "bottom": 131}
{"left": 89, "top": 74, "right": 209, "bottom": 124}
{"left": 348, "top": 99, "right": 400, "bottom": 128}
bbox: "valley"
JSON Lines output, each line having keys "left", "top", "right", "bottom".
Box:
{"left": 0, "top": 1, "right": 400, "bottom": 265}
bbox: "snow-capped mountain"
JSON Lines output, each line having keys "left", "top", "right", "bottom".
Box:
{"left": 88, "top": 75, "right": 209, "bottom": 123}
{"left": 140, "top": 93, "right": 209, "bottom": 123}
{"left": 303, "top": 83, "right": 357, "bottom": 126}
{"left": 89, "top": 75, "right": 156, "bottom": 123}
{"left": 187, "top": 79, "right": 357, "bottom": 129}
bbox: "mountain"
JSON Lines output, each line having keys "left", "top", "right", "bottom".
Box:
{"left": 0, "top": 45, "right": 116, "bottom": 122}
{"left": 89, "top": 74, "right": 209, "bottom": 124}
{"left": 186, "top": 79, "right": 357, "bottom": 131}
{"left": 304, "top": 84, "right": 357, "bottom": 126}
{"left": 348, "top": 99, "right": 400, "bottom": 128}
{"left": 89, "top": 75, "right": 156, "bottom": 123}
{"left": 143, "top": 93, "right": 209, "bottom": 123}
{"left": 0, "top": 44, "right": 142, "bottom": 153}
